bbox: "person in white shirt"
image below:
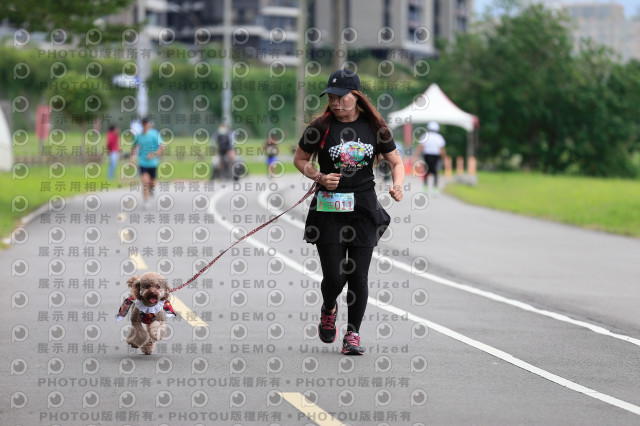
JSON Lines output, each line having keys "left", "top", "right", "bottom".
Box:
{"left": 415, "top": 121, "right": 446, "bottom": 193}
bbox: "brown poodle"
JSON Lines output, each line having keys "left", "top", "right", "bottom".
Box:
{"left": 117, "top": 272, "right": 175, "bottom": 355}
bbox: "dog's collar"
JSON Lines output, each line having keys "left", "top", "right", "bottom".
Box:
{"left": 134, "top": 299, "right": 165, "bottom": 315}
{"left": 116, "top": 297, "right": 176, "bottom": 321}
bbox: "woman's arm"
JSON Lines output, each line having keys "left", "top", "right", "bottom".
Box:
{"left": 293, "top": 147, "right": 340, "bottom": 190}
{"left": 382, "top": 149, "right": 404, "bottom": 201}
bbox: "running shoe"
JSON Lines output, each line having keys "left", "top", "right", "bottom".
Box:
{"left": 318, "top": 304, "right": 338, "bottom": 343}
{"left": 341, "top": 331, "right": 365, "bottom": 355}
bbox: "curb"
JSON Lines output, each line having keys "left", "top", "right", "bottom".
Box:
{"left": 1, "top": 194, "right": 85, "bottom": 246}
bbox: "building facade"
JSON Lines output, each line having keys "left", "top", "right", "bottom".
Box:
{"left": 564, "top": 2, "right": 640, "bottom": 62}
{"left": 140, "top": 0, "right": 301, "bottom": 63}
{"left": 115, "top": 0, "right": 473, "bottom": 63}
{"left": 312, "top": 0, "right": 473, "bottom": 60}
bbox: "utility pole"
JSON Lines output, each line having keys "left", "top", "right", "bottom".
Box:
{"left": 222, "top": 0, "right": 232, "bottom": 126}
{"left": 332, "top": 0, "right": 345, "bottom": 71}
{"left": 136, "top": 0, "right": 150, "bottom": 118}
{"left": 295, "top": 0, "right": 307, "bottom": 139}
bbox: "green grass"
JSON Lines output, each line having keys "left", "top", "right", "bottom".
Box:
{"left": 446, "top": 172, "right": 640, "bottom": 238}
{"left": 12, "top": 132, "right": 298, "bottom": 158}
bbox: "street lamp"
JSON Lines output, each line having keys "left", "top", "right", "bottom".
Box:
{"left": 222, "top": 0, "right": 232, "bottom": 126}
{"left": 136, "top": 0, "right": 150, "bottom": 120}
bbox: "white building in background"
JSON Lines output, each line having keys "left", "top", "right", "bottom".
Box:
{"left": 109, "top": 0, "right": 474, "bottom": 63}
{"left": 107, "top": 0, "right": 301, "bottom": 64}
{"left": 520, "top": 0, "right": 640, "bottom": 62}
{"left": 563, "top": 2, "right": 640, "bottom": 62}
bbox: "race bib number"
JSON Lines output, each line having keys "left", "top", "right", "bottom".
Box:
{"left": 317, "top": 192, "right": 354, "bottom": 212}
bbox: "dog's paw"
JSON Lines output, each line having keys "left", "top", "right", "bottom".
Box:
{"left": 126, "top": 335, "right": 139, "bottom": 348}
{"left": 148, "top": 322, "right": 166, "bottom": 341}
{"left": 126, "top": 328, "right": 149, "bottom": 348}
{"left": 141, "top": 340, "right": 154, "bottom": 355}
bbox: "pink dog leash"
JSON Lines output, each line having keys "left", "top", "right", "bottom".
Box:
{"left": 115, "top": 177, "right": 321, "bottom": 319}
{"left": 169, "top": 175, "right": 322, "bottom": 294}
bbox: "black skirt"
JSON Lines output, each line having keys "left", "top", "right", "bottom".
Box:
{"left": 303, "top": 188, "right": 390, "bottom": 247}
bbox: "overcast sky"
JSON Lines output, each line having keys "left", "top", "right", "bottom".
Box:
{"left": 473, "top": 0, "right": 639, "bottom": 18}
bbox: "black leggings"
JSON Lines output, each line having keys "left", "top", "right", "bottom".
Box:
{"left": 423, "top": 154, "right": 440, "bottom": 186}
{"left": 316, "top": 244, "right": 374, "bottom": 333}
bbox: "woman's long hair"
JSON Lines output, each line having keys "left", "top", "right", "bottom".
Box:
{"left": 305, "top": 90, "right": 393, "bottom": 148}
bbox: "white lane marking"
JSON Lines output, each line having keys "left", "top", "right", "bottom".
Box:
{"left": 279, "top": 392, "right": 345, "bottom": 426}
{"left": 377, "top": 302, "right": 640, "bottom": 416}
{"left": 211, "top": 189, "right": 640, "bottom": 416}
{"left": 256, "top": 189, "right": 640, "bottom": 348}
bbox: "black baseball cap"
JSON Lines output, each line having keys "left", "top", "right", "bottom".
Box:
{"left": 321, "top": 69, "right": 361, "bottom": 97}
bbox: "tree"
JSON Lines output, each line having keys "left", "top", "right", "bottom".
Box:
{"left": 563, "top": 41, "right": 638, "bottom": 177}
{"left": 45, "top": 71, "right": 110, "bottom": 161}
{"left": 483, "top": 4, "right": 575, "bottom": 171}
{"left": 431, "top": 1, "right": 639, "bottom": 177}
{"left": 46, "top": 71, "right": 110, "bottom": 125}
{"left": 5, "top": 0, "right": 136, "bottom": 45}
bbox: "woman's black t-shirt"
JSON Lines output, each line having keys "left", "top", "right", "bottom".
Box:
{"left": 298, "top": 114, "right": 396, "bottom": 247}
{"left": 298, "top": 115, "right": 396, "bottom": 193}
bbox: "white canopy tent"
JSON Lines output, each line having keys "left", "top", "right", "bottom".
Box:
{"left": 387, "top": 83, "right": 479, "bottom": 133}
{"left": 0, "top": 103, "right": 13, "bottom": 172}
{"left": 387, "top": 83, "right": 479, "bottom": 183}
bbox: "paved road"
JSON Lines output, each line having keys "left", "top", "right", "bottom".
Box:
{"left": 1, "top": 175, "right": 639, "bottom": 425}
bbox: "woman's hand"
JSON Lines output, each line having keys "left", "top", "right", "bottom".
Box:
{"left": 381, "top": 149, "right": 405, "bottom": 202}
{"left": 293, "top": 147, "right": 340, "bottom": 191}
{"left": 321, "top": 173, "right": 341, "bottom": 191}
{"left": 389, "top": 184, "right": 403, "bottom": 201}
